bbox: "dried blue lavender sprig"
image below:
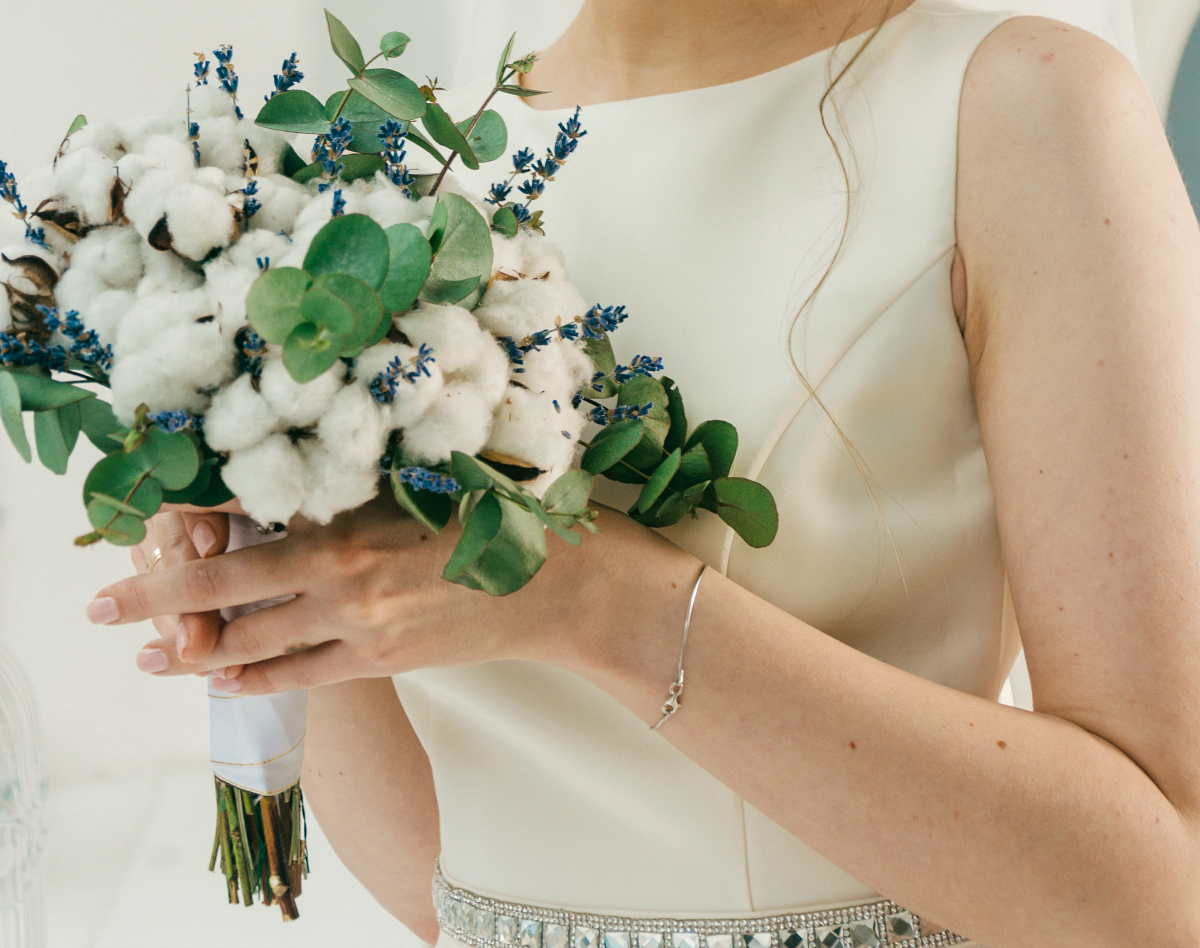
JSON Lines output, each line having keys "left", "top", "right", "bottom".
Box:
{"left": 395, "top": 466, "right": 459, "bottom": 494}
{"left": 193, "top": 53, "right": 211, "bottom": 86}
{"left": 485, "top": 108, "right": 587, "bottom": 233}
{"left": 378, "top": 120, "right": 417, "bottom": 199}
{"left": 148, "top": 410, "right": 201, "bottom": 433}
{"left": 241, "top": 179, "right": 261, "bottom": 226}
{"left": 587, "top": 402, "right": 653, "bottom": 428}
{"left": 0, "top": 333, "right": 68, "bottom": 371}
{"left": 187, "top": 121, "right": 201, "bottom": 167}
{"left": 213, "top": 45, "right": 243, "bottom": 120}
{"left": 369, "top": 343, "right": 436, "bottom": 404}
{"left": 330, "top": 189, "right": 346, "bottom": 217}
{"left": 33, "top": 305, "right": 113, "bottom": 372}
{"left": 266, "top": 53, "right": 304, "bottom": 101}
{"left": 0, "top": 159, "right": 49, "bottom": 249}
{"left": 312, "top": 118, "right": 353, "bottom": 193}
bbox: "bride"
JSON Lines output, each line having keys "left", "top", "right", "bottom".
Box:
{"left": 85, "top": 0, "right": 1200, "bottom": 944}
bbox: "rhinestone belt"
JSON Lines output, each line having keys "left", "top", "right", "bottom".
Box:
{"left": 433, "top": 863, "right": 967, "bottom": 948}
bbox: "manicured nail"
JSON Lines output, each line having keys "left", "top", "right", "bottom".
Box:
{"left": 193, "top": 521, "right": 217, "bottom": 558}
{"left": 176, "top": 624, "right": 190, "bottom": 661}
{"left": 86, "top": 597, "right": 120, "bottom": 624}
{"left": 211, "top": 675, "right": 242, "bottom": 694}
{"left": 136, "top": 648, "right": 169, "bottom": 673}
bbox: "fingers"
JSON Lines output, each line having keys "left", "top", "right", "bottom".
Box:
{"left": 162, "top": 499, "right": 247, "bottom": 517}
{"left": 182, "top": 512, "right": 230, "bottom": 560}
{"left": 89, "top": 536, "right": 301, "bottom": 626}
{"left": 214, "top": 641, "right": 362, "bottom": 695}
{"left": 175, "top": 512, "right": 231, "bottom": 663}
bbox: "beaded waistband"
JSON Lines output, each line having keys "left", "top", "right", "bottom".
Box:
{"left": 433, "top": 863, "right": 966, "bottom": 948}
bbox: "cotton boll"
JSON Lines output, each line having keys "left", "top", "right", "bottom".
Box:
{"left": 20, "top": 167, "right": 57, "bottom": 217}
{"left": 202, "top": 374, "right": 281, "bottom": 453}
{"left": 259, "top": 355, "right": 344, "bottom": 428}
{"left": 456, "top": 332, "right": 510, "bottom": 405}
{"left": 117, "top": 115, "right": 180, "bottom": 154}
{"left": 116, "top": 288, "right": 218, "bottom": 356}
{"left": 203, "top": 257, "right": 259, "bottom": 333}
{"left": 197, "top": 117, "right": 247, "bottom": 173}
{"left": 486, "top": 386, "right": 583, "bottom": 490}
{"left": 519, "top": 340, "right": 593, "bottom": 401}
{"left": 363, "top": 177, "right": 433, "bottom": 229}
{"left": 53, "top": 146, "right": 117, "bottom": 225}
{"left": 80, "top": 290, "right": 136, "bottom": 345}
{"left": 246, "top": 174, "right": 310, "bottom": 235}
{"left": 123, "top": 167, "right": 188, "bottom": 237}
{"left": 70, "top": 122, "right": 125, "bottom": 162}
{"left": 163, "top": 182, "right": 236, "bottom": 261}
{"left": 489, "top": 229, "right": 567, "bottom": 282}
{"left": 290, "top": 188, "right": 339, "bottom": 234}
{"left": 298, "top": 443, "right": 380, "bottom": 524}
{"left": 109, "top": 320, "right": 236, "bottom": 423}
{"left": 53, "top": 268, "right": 106, "bottom": 316}
{"left": 395, "top": 304, "right": 491, "bottom": 376}
{"left": 138, "top": 242, "right": 204, "bottom": 297}
{"left": 68, "top": 226, "right": 144, "bottom": 291}
{"left": 117, "top": 136, "right": 193, "bottom": 189}
{"left": 222, "top": 434, "right": 309, "bottom": 527}
{"left": 183, "top": 84, "right": 238, "bottom": 122}
{"left": 473, "top": 278, "right": 588, "bottom": 341}
{"left": 223, "top": 228, "right": 293, "bottom": 272}
{"left": 243, "top": 126, "right": 289, "bottom": 176}
{"left": 403, "top": 382, "right": 493, "bottom": 464}
{"left": 355, "top": 342, "right": 445, "bottom": 430}
{"left": 316, "top": 384, "right": 390, "bottom": 470}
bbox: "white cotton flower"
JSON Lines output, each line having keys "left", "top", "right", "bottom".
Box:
{"left": 53, "top": 269, "right": 106, "bottom": 317}
{"left": 223, "top": 228, "right": 293, "bottom": 273}
{"left": 79, "top": 290, "right": 136, "bottom": 345}
{"left": 518, "top": 340, "right": 594, "bottom": 402}
{"left": 259, "top": 355, "right": 344, "bottom": 428}
{"left": 53, "top": 146, "right": 117, "bottom": 225}
{"left": 182, "top": 84, "right": 238, "bottom": 122}
{"left": 162, "top": 181, "right": 236, "bottom": 261}
{"left": 116, "top": 115, "right": 181, "bottom": 154}
{"left": 245, "top": 174, "right": 310, "bottom": 235}
{"left": 222, "top": 434, "right": 309, "bottom": 527}
{"left": 67, "top": 226, "right": 144, "bottom": 291}
{"left": 202, "top": 374, "right": 281, "bottom": 453}
{"left": 197, "top": 117, "right": 247, "bottom": 174}
{"left": 355, "top": 342, "right": 445, "bottom": 430}
{"left": 402, "top": 381, "right": 493, "bottom": 464}
{"left": 69, "top": 122, "right": 125, "bottom": 162}
{"left": 109, "top": 320, "right": 235, "bottom": 423}
{"left": 115, "top": 288, "right": 216, "bottom": 355}
{"left": 138, "top": 242, "right": 204, "bottom": 297}
{"left": 316, "top": 384, "right": 390, "bottom": 469}
{"left": 362, "top": 177, "right": 433, "bottom": 229}
{"left": 203, "top": 257, "right": 259, "bottom": 334}
{"left": 290, "top": 188, "right": 341, "bottom": 235}
{"left": 490, "top": 229, "right": 569, "bottom": 283}
{"left": 395, "top": 303, "right": 493, "bottom": 376}
{"left": 298, "top": 442, "right": 380, "bottom": 524}
{"left": 242, "top": 125, "right": 289, "bottom": 176}
{"left": 486, "top": 386, "right": 583, "bottom": 490}
{"left": 122, "top": 166, "right": 188, "bottom": 238}
{"left": 473, "top": 278, "right": 588, "bottom": 341}
{"left": 116, "top": 136, "right": 193, "bottom": 189}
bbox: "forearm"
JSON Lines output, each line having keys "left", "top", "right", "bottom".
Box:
{"left": 573, "top": 562, "right": 1200, "bottom": 948}
{"left": 303, "top": 677, "right": 440, "bottom": 941}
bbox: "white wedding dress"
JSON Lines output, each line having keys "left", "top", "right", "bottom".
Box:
{"left": 392, "top": 0, "right": 1114, "bottom": 941}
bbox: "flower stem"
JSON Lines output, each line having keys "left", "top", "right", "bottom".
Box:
{"left": 429, "top": 66, "right": 515, "bottom": 197}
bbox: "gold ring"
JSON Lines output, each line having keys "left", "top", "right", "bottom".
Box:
{"left": 146, "top": 548, "right": 163, "bottom": 573}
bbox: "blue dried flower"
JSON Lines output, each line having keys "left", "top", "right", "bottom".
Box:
{"left": 0, "top": 159, "right": 48, "bottom": 249}
{"left": 241, "top": 179, "right": 261, "bottom": 221}
{"left": 612, "top": 402, "right": 653, "bottom": 422}
{"left": 148, "top": 410, "right": 199, "bottom": 433}
{"left": 0, "top": 332, "right": 68, "bottom": 372}
{"left": 612, "top": 354, "right": 663, "bottom": 384}
{"left": 588, "top": 405, "right": 609, "bottom": 426}
{"left": 510, "top": 204, "right": 532, "bottom": 225}
{"left": 256, "top": 257, "right": 270, "bottom": 271}
{"left": 532, "top": 157, "right": 559, "bottom": 180}
{"left": 33, "top": 305, "right": 113, "bottom": 371}
{"left": 512, "top": 148, "right": 535, "bottom": 173}
{"left": 485, "top": 180, "right": 512, "bottom": 205}
{"left": 267, "top": 53, "right": 303, "bottom": 100}
{"left": 369, "top": 343, "right": 436, "bottom": 403}
{"left": 193, "top": 54, "right": 210, "bottom": 85}
{"left": 499, "top": 335, "right": 524, "bottom": 366}
{"left": 377, "top": 120, "right": 416, "bottom": 197}
{"left": 212, "top": 46, "right": 242, "bottom": 120}
{"left": 330, "top": 188, "right": 346, "bottom": 217}
{"left": 517, "top": 177, "right": 545, "bottom": 200}
{"left": 558, "top": 107, "right": 586, "bottom": 141}
{"left": 397, "top": 466, "right": 459, "bottom": 494}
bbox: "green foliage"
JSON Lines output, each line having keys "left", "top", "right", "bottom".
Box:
{"left": 490, "top": 205, "right": 518, "bottom": 238}
{"left": 255, "top": 90, "right": 332, "bottom": 134}
{"left": 419, "top": 193, "right": 493, "bottom": 306}
{"left": 581, "top": 420, "right": 643, "bottom": 475}
{"left": 381, "top": 32, "right": 410, "bottom": 58}
{"left": 316, "top": 272, "right": 385, "bottom": 354}
{"left": 379, "top": 223, "right": 431, "bottom": 314}
{"left": 304, "top": 213, "right": 390, "bottom": 289}
{"left": 391, "top": 474, "right": 452, "bottom": 532}
{"left": 456, "top": 110, "right": 507, "bottom": 163}
{"left": 284, "top": 323, "right": 342, "bottom": 382}
{"left": 246, "top": 268, "right": 312, "bottom": 344}
{"left": 66, "top": 114, "right": 88, "bottom": 137}
{"left": 322, "top": 92, "right": 391, "bottom": 154}
{"left": 0, "top": 372, "right": 29, "bottom": 463}
{"left": 325, "top": 9, "right": 366, "bottom": 74}
{"left": 709, "top": 477, "right": 778, "bottom": 548}
{"left": 348, "top": 69, "right": 427, "bottom": 122}
{"left": 291, "top": 152, "right": 385, "bottom": 184}
{"left": 421, "top": 102, "right": 478, "bottom": 170}
{"left": 12, "top": 372, "right": 94, "bottom": 410}
{"left": 34, "top": 406, "right": 76, "bottom": 474}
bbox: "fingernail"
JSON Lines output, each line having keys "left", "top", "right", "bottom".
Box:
{"left": 193, "top": 521, "right": 217, "bottom": 558}
{"left": 210, "top": 675, "right": 242, "bottom": 694}
{"left": 176, "top": 624, "right": 190, "bottom": 661}
{"left": 136, "top": 648, "right": 169, "bottom": 673}
{"left": 86, "top": 597, "right": 120, "bottom": 625}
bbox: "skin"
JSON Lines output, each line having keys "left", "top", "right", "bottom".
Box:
{"left": 87, "top": 2, "right": 1200, "bottom": 945}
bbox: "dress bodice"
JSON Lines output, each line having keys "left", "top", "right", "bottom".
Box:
{"left": 396, "top": 0, "right": 1023, "bottom": 915}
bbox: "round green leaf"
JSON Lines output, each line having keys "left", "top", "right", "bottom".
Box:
{"left": 348, "top": 68, "right": 427, "bottom": 122}
{"left": 381, "top": 32, "right": 410, "bottom": 58}
{"left": 420, "top": 193, "right": 494, "bottom": 306}
{"left": 582, "top": 333, "right": 617, "bottom": 397}
{"left": 246, "top": 267, "right": 312, "bottom": 344}
{"left": 449, "top": 451, "right": 496, "bottom": 492}
{"left": 292, "top": 153, "right": 387, "bottom": 185}
{"left": 133, "top": 428, "right": 201, "bottom": 490}
{"left": 581, "top": 419, "right": 644, "bottom": 475}
{"left": 84, "top": 452, "right": 163, "bottom": 518}
{"left": 392, "top": 473, "right": 452, "bottom": 533}
{"left": 301, "top": 287, "right": 355, "bottom": 336}
{"left": 684, "top": 420, "right": 738, "bottom": 480}
{"left": 284, "top": 323, "right": 342, "bottom": 383}
{"left": 455, "top": 110, "right": 507, "bottom": 163}
{"left": 78, "top": 398, "right": 121, "bottom": 454}
{"left": 380, "top": 223, "right": 432, "bottom": 314}
{"left": 324, "top": 91, "right": 392, "bottom": 154}
{"left": 541, "top": 469, "right": 593, "bottom": 516}
{"left": 421, "top": 102, "right": 478, "bottom": 170}
{"left": 712, "top": 477, "right": 779, "bottom": 548}
{"left": 491, "top": 205, "right": 519, "bottom": 238}
{"left": 443, "top": 490, "right": 503, "bottom": 579}
{"left": 255, "top": 90, "right": 333, "bottom": 134}
{"left": 448, "top": 495, "right": 547, "bottom": 596}
{"left": 662, "top": 377, "right": 688, "bottom": 454}
{"left": 87, "top": 499, "right": 148, "bottom": 547}
{"left": 673, "top": 442, "right": 712, "bottom": 489}
{"left": 304, "top": 213, "right": 391, "bottom": 289}
{"left": 312, "top": 273, "right": 385, "bottom": 354}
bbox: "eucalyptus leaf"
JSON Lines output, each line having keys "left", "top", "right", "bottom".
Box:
{"left": 455, "top": 110, "right": 507, "bottom": 163}
{"left": 83, "top": 452, "right": 163, "bottom": 519}
{"left": 349, "top": 69, "right": 427, "bottom": 122}
{"left": 161, "top": 458, "right": 213, "bottom": 505}
{"left": 711, "top": 477, "right": 779, "bottom": 548}
{"left": 420, "top": 193, "right": 493, "bottom": 306}
{"left": 78, "top": 398, "right": 122, "bottom": 453}
{"left": 635, "top": 447, "right": 681, "bottom": 513}
{"left": 190, "top": 464, "right": 235, "bottom": 507}
{"left": 496, "top": 33, "right": 516, "bottom": 84}
{"left": 443, "top": 490, "right": 503, "bottom": 579}
{"left": 541, "top": 469, "right": 593, "bottom": 516}
{"left": 450, "top": 495, "right": 547, "bottom": 596}
{"left": 379, "top": 223, "right": 432, "bottom": 314}
{"left": 404, "top": 126, "right": 446, "bottom": 165}
{"left": 284, "top": 323, "right": 342, "bottom": 382}
{"left": 673, "top": 442, "right": 711, "bottom": 489}
{"left": 246, "top": 267, "right": 311, "bottom": 344}
{"left": 0, "top": 372, "right": 30, "bottom": 463}
{"left": 13, "top": 373, "right": 94, "bottom": 411}
{"left": 304, "top": 213, "right": 390, "bottom": 289}
{"left": 292, "top": 153, "right": 386, "bottom": 184}
{"left": 86, "top": 500, "right": 147, "bottom": 546}
{"left": 525, "top": 496, "right": 583, "bottom": 546}
{"left": 427, "top": 200, "right": 448, "bottom": 253}
{"left": 381, "top": 32, "right": 410, "bottom": 58}
{"left": 325, "top": 89, "right": 388, "bottom": 123}
{"left": 312, "top": 272, "right": 384, "bottom": 354}
{"left": 58, "top": 400, "right": 81, "bottom": 456}
{"left": 421, "top": 102, "right": 478, "bottom": 170}
{"left": 662, "top": 377, "right": 687, "bottom": 454}
{"left": 88, "top": 491, "right": 151, "bottom": 518}
{"left": 608, "top": 375, "right": 670, "bottom": 482}
{"left": 491, "top": 205, "right": 518, "bottom": 238}
{"left": 391, "top": 474, "right": 452, "bottom": 533}
{"left": 301, "top": 287, "right": 355, "bottom": 336}
{"left": 33, "top": 409, "right": 69, "bottom": 474}
{"left": 684, "top": 420, "right": 738, "bottom": 480}
{"left": 498, "top": 84, "right": 549, "bottom": 98}
{"left": 280, "top": 142, "right": 308, "bottom": 177}
{"left": 582, "top": 332, "right": 617, "bottom": 397}
{"left": 325, "top": 9, "right": 366, "bottom": 74}
{"left": 255, "top": 90, "right": 332, "bottom": 134}
{"left": 581, "top": 419, "right": 643, "bottom": 475}
{"left": 131, "top": 428, "right": 201, "bottom": 490}
{"left": 66, "top": 114, "right": 88, "bottom": 137}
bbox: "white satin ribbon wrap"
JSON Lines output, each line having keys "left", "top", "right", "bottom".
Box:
{"left": 209, "top": 515, "right": 308, "bottom": 795}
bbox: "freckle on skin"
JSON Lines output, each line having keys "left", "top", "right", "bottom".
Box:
{"left": 1104, "top": 218, "right": 1110, "bottom": 225}
{"left": 849, "top": 741, "right": 857, "bottom": 749}
{"left": 1042, "top": 51, "right": 1054, "bottom": 61}
{"left": 1097, "top": 359, "right": 1104, "bottom": 366}
{"left": 998, "top": 740, "right": 1007, "bottom": 749}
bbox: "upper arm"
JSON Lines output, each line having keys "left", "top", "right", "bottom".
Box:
{"left": 955, "top": 17, "right": 1200, "bottom": 813}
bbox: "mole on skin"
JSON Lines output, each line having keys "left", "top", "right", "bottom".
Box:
{"left": 997, "top": 741, "right": 1008, "bottom": 749}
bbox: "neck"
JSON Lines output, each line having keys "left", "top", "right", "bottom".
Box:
{"left": 523, "top": 0, "right": 906, "bottom": 110}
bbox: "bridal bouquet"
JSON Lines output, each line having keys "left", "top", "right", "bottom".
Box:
{"left": 0, "top": 10, "right": 778, "bottom": 921}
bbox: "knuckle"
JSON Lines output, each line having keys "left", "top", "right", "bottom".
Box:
{"left": 183, "top": 560, "right": 222, "bottom": 606}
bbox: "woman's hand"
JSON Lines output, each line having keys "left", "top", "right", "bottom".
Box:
{"left": 86, "top": 495, "right": 701, "bottom": 697}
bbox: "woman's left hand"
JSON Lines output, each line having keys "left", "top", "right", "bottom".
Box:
{"left": 86, "top": 495, "right": 698, "bottom": 695}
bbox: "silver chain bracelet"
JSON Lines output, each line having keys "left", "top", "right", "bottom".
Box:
{"left": 651, "top": 563, "right": 708, "bottom": 731}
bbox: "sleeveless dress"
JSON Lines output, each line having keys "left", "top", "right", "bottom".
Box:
{"left": 395, "top": 0, "right": 1023, "bottom": 938}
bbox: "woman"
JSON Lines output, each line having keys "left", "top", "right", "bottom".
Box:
{"left": 86, "top": 0, "right": 1200, "bottom": 945}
